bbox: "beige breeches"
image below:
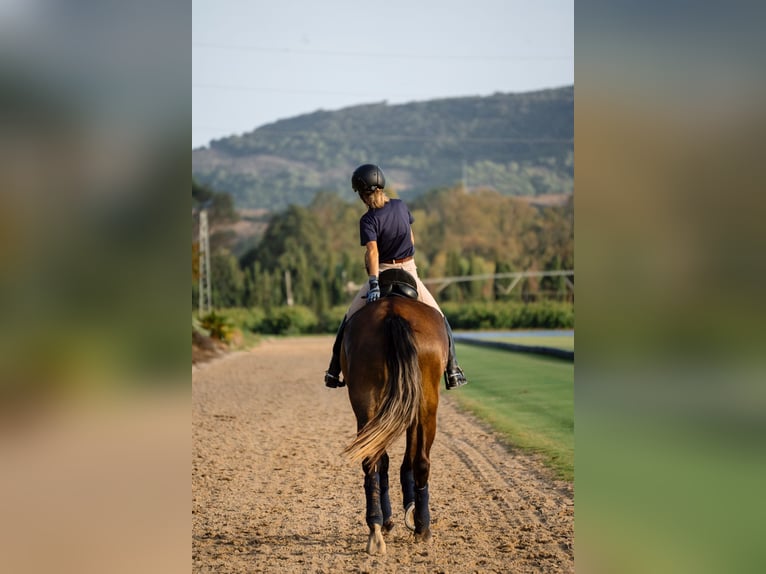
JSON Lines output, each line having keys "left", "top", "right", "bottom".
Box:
{"left": 345, "top": 259, "right": 442, "bottom": 319}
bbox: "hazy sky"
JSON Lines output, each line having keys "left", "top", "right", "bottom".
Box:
{"left": 192, "top": 0, "right": 573, "bottom": 149}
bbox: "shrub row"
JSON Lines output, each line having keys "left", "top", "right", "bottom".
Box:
{"left": 441, "top": 301, "right": 573, "bottom": 330}
{"left": 198, "top": 305, "right": 346, "bottom": 337}
{"left": 200, "top": 301, "right": 573, "bottom": 339}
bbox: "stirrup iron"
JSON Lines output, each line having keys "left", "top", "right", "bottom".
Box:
{"left": 325, "top": 371, "right": 345, "bottom": 388}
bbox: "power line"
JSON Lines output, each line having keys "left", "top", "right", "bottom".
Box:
{"left": 192, "top": 41, "right": 572, "bottom": 63}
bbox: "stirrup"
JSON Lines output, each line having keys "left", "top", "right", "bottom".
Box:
{"left": 445, "top": 367, "right": 467, "bottom": 390}
{"left": 325, "top": 371, "right": 345, "bottom": 388}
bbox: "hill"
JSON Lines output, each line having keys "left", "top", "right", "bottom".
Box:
{"left": 192, "top": 86, "right": 573, "bottom": 211}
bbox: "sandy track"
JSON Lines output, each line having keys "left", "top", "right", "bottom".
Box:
{"left": 192, "top": 336, "right": 573, "bottom": 573}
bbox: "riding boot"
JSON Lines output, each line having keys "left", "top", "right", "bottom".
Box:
{"left": 324, "top": 316, "right": 348, "bottom": 388}
{"left": 443, "top": 316, "right": 468, "bottom": 390}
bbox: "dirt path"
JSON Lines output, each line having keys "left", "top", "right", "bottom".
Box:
{"left": 192, "top": 336, "right": 573, "bottom": 573}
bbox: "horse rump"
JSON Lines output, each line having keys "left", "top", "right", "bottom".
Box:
{"left": 343, "top": 312, "right": 422, "bottom": 465}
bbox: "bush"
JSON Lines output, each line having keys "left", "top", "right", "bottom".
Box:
{"left": 442, "top": 301, "right": 573, "bottom": 330}
{"left": 317, "top": 306, "right": 347, "bottom": 334}
{"left": 192, "top": 316, "right": 210, "bottom": 337}
{"left": 220, "top": 307, "right": 267, "bottom": 333}
{"left": 261, "top": 305, "right": 318, "bottom": 335}
{"left": 199, "top": 310, "right": 236, "bottom": 342}
{"left": 208, "top": 301, "right": 573, "bottom": 336}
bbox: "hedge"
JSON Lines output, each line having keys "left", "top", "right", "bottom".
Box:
{"left": 200, "top": 301, "right": 573, "bottom": 338}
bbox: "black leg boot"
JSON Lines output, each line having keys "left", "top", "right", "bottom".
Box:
{"left": 324, "top": 316, "right": 348, "bottom": 388}
{"left": 443, "top": 317, "right": 468, "bottom": 390}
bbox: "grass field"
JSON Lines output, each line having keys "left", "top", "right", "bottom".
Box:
{"left": 449, "top": 344, "right": 574, "bottom": 480}
{"left": 486, "top": 335, "right": 575, "bottom": 351}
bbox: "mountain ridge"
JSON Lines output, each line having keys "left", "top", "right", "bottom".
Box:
{"left": 192, "top": 85, "right": 573, "bottom": 211}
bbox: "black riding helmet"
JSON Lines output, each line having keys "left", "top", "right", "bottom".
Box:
{"left": 351, "top": 164, "right": 386, "bottom": 194}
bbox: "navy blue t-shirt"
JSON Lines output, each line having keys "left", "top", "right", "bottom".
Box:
{"left": 359, "top": 199, "right": 415, "bottom": 262}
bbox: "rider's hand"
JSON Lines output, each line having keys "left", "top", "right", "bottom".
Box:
{"left": 367, "top": 276, "right": 380, "bottom": 303}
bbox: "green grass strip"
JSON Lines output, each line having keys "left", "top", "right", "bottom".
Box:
{"left": 485, "top": 335, "right": 575, "bottom": 351}
{"left": 449, "top": 344, "right": 574, "bottom": 480}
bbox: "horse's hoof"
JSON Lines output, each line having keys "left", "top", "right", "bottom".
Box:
{"left": 382, "top": 518, "right": 395, "bottom": 533}
{"left": 404, "top": 502, "right": 415, "bottom": 531}
{"left": 366, "top": 524, "right": 387, "bottom": 555}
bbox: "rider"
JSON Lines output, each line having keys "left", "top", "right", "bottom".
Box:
{"left": 324, "top": 163, "right": 468, "bottom": 390}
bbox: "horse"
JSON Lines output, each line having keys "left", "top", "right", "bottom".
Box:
{"left": 340, "top": 294, "right": 448, "bottom": 555}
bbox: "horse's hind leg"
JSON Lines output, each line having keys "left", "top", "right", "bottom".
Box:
{"left": 379, "top": 453, "right": 395, "bottom": 532}
{"left": 362, "top": 458, "right": 387, "bottom": 555}
{"left": 401, "top": 428, "right": 434, "bottom": 539}
{"left": 412, "top": 416, "right": 437, "bottom": 542}
{"left": 400, "top": 452, "right": 416, "bottom": 531}
{"left": 413, "top": 484, "right": 431, "bottom": 542}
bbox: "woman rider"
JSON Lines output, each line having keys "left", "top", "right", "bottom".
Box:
{"left": 324, "top": 163, "right": 468, "bottom": 390}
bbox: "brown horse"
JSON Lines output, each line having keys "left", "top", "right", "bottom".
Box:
{"left": 341, "top": 296, "right": 448, "bottom": 555}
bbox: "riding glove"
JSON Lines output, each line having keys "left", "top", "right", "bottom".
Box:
{"left": 367, "top": 276, "right": 380, "bottom": 303}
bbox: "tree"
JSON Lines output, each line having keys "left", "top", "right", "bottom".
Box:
{"left": 210, "top": 251, "right": 245, "bottom": 308}
{"left": 541, "top": 254, "right": 567, "bottom": 300}
{"left": 467, "top": 255, "right": 491, "bottom": 301}
{"left": 442, "top": 250, "right": 469, "bottom": 303}
{"left": 494, "top": 260, "right": 517, "bottom": 301}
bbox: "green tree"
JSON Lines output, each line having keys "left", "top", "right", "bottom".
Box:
{"left": 541, "top": 254, "right": 567, "bottom": 300}
{"left": 494, "top": 260, "right": 518, "bottom": 301}
{"left": 442, "top": 250, "right": 469, "bottom": 303}
{"left": 211, "top": 251, "right": 245, "bottom": 308}
{"left": 467, "top": 254, "right": 491, "bottom": 301}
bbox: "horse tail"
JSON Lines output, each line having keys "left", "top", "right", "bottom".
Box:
{"left": 344, "top": 313, "right": 422, "bottom": 465}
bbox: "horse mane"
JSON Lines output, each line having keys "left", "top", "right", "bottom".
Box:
{"left": 343, "top": 313, "right": 422, "bottom": 465}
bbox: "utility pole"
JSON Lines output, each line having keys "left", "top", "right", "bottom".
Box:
{"left": 198, "top": 208, "right": 212, "bottom": 315}
{"left": 284, "top": 269, "right": 294, "bottom": 306}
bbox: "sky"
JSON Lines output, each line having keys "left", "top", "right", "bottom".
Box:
{"left": 192, "top": 0, "right": 573, "bottom": 149}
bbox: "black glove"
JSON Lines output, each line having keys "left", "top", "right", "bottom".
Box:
{"left": 367, "top": 276, "right": 380, "bottom": 303}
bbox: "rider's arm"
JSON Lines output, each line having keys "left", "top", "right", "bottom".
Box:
{"left": 365, "top": 241, "right": 379, "bottom": 278}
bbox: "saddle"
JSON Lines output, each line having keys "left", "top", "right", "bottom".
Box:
{"left": 378, "top": 268, "right": 419, "bottom": 300}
